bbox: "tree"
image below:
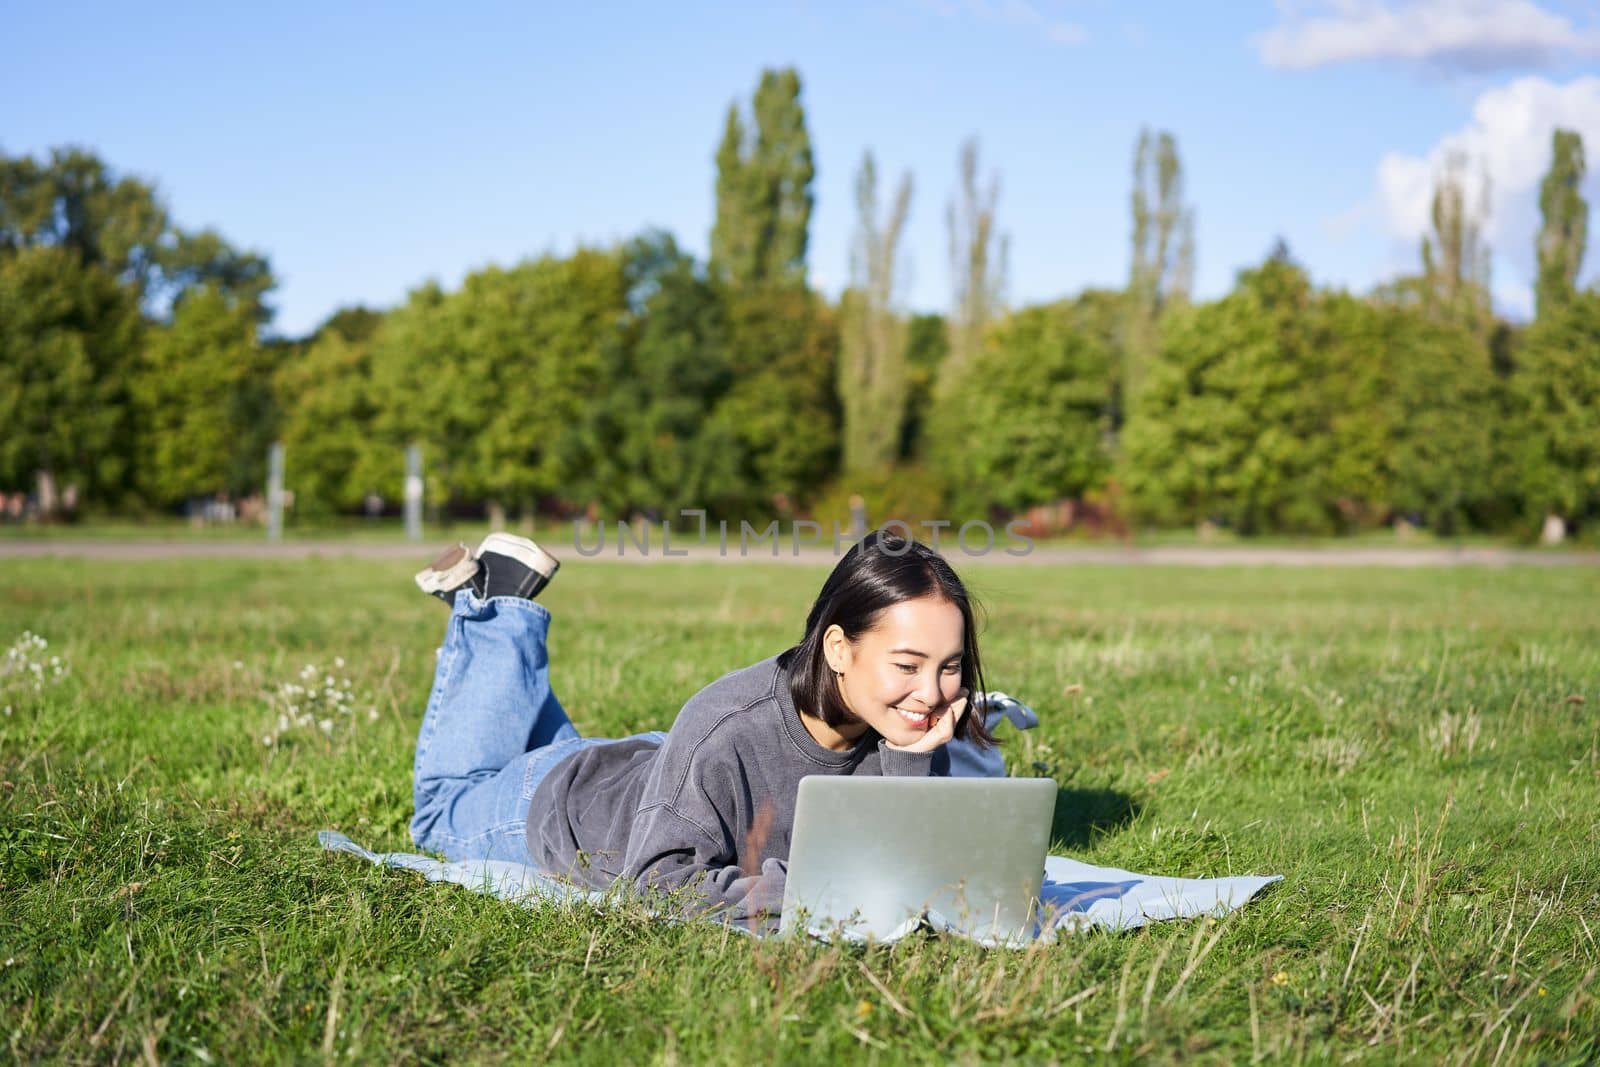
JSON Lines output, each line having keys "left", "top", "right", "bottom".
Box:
{"left": 838, "top": 151, "right": 914, "bottom": 473}
{"left": 1420, "top": 151, "right": 1492, "bottom": 331}
{"left": 560, "top": 231, "right": 742, "bottom": 516}
{"left": 1125, "top": 244, "right": 1504, "bottom": 537}
{"left": 1316, "top": 293, "right": 1394, "bottom": 524}
{"left": 369, "top": 250, "right": 629, "bottom": 513}
{"left": 0, "top": 146, "right": 275, "bottom": 319}
{"left": 276, "top": 304, "right": 391, "bottom": 515}
{"left": 751, "top": 68, "right": 815, "bottom": 287}
{"left": 898, "top": 313, "right": 948, "bottom": 461}
{"left": 704, "top": 285, "right": 840, "bottom": 515}
{"left": 1536, "top": 129, "right": 1588, "bottom": 318}
{"left": 932, "top": 302, "right": 1115, "bottom": 517}
{"left": 941, "top": 137, "right": 1006, "bottom": 398}
{"left": 1515, "top": 291, "right": 1600, "bottom": 528}
{"left": 1065, "top": 288, "right": 1130, "bottom": 430}
{"left": 1125, "top": 128, "right": 1195, "bottom": 407}
{"left": 0, "top": 246, "right": 144, "bottom": 502}
{"left": 274, "top": 330, "right": 390, "bottom": 515}
{"left": 360, "top": 282, "right": 451, "bottom": 505}
{"left": 1322, "top": 292, "right": 1498, "bottom": 531}
{"left": 710, "top": 105, "right": 761, "bottom": 289}
{"left": 709, "top": 68, "right": 815, "bottom": 289}
{"left": 132, "top": 284, "right": 266, "bottom": 506}
{"left": 313, "top": 305, "right": 385, "bottom": 345}
{"left": 0, "top": 147, "right": 167, "bottom": 295}
{"left": 159, "top": 228, "right": 275, "bottom": 322}
{"left": 1385, "top": 309, "right": 1499, "bottom": 531}
{"left": 1122, "top": 254, "right": 1334, "bottom": 533}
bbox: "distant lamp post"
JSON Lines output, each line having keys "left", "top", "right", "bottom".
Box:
{"left": 405, "top": 444, "right": 423, "bottom": 542}
{"left": 267, "top": 442, "right": 285, "bottom": 543}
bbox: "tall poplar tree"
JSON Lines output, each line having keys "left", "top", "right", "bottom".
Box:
{"left": 1124, "top": 127, "right": 1194, "bottom": 409}
{"left": 711, "top": 106, "right": 760, "bottom": 288}
{"left": 751, "top": 68, "right": 814, "bottom": 286}
{"left": 708, "top": 68, "right": 814, "bottom": 289}
{"left": 1521, "top": 129, "right": 1598, "bottom": 535}
{"left": 1536, "top": 128, "right": 1588, "bottom": 318}
{"left": 940, "top": 137, "right": 1006, "bottom": 398}
{"left": 1420, "top": 151, "right": 1492, "bottom": 331}
{"left": 839, "top": 151, "right": 913, "bottom": 473}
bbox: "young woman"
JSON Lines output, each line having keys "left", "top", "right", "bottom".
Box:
{"left": 407, "top": 528, "right": 998, "bottom": 926}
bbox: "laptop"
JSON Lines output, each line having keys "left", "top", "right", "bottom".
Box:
{"left": 778, "top": 776, "right": 1057, "bottom": 944}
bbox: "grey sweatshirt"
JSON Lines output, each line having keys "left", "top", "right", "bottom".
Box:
{"left": 524, "top": 653, "right": 940, "bottom": 926}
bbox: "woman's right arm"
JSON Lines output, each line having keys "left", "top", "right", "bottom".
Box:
{"left": 619, "top": 800, "right": 787, "bottom": 928}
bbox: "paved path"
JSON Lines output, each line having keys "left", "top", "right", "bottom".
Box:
{"left": 1, "top": 539, "right": 1594, "bottom": 567}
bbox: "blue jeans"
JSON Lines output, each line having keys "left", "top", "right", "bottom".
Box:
{"left": 409, "top": 591, "right": 663, "bottom": 863}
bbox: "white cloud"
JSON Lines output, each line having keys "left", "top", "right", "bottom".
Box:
{"left": 1256, "top": 0, "right": 1600, "bottom": 73}
{"left": 911, "top": 0, "right": 1087, "bottom": 47}
{"left": 1373, "top": 75, "right": 1600, "bottom": 314}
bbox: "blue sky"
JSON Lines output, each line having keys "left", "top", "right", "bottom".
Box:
{"left": 5, "top": 1, "right": 1599, "bottom": 337}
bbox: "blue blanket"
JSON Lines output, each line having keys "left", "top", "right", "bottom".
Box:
{"left": 318, "top": 830, "right": 1281, "bottom": 947}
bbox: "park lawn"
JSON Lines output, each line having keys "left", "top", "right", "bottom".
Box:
{"left": 2, "top": 558, "right": 1597, "bottom": 1064}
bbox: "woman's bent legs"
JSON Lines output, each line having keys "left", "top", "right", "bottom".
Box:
{"left": 410, "top": 592, "right": 582, "bottom": 863}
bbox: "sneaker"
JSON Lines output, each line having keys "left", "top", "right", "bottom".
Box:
{"left": 471, "top": 532, "right": 560, "bottom": 600}
{"left": 414, "top": 542, "right": 480, "bottom": 603}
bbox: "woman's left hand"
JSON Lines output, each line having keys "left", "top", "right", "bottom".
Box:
{"left": 885, "top": 688, "right": 968, "bottom": 755}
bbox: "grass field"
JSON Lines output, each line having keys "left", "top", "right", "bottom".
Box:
{"left": 3, "top": 557, "right": 1598, "bottom": 1063}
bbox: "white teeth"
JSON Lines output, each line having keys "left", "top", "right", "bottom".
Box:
{"left": 896, "top": 707, "right": 929, "bottom": 724}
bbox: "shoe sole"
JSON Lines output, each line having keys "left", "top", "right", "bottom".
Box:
{"left": 414, "top": 543, "right": 480, "bottom": 596}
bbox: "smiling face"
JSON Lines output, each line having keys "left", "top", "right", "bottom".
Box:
{"left": 821, "top": 595, "right": 967, "bottom": 748}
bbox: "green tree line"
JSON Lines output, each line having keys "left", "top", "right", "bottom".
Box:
{"left": 3, "top": 72, "right": 1597, "bottom": 538}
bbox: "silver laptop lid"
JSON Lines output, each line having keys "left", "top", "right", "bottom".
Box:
{"left": 779, "top": 776, "right": 1056, "bottom": 943}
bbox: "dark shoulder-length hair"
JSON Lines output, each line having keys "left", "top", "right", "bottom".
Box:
{"left": 776, "top": 528, "right": 996, "bottom": 749}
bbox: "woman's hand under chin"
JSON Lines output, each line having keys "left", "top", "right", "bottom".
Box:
{"left": 884, "top": 689, "right": 969, "bottom": 755}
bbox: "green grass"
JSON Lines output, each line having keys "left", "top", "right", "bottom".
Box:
{"left": 3, "top": 560, "right": 1598, "bottom": 1063}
